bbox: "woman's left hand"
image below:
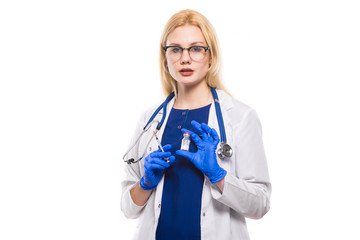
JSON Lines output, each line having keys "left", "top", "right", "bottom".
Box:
{"left": 176, "top": 121, "right": 227, "bottom": 184}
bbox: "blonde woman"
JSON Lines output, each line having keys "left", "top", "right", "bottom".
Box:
{"left": 121, "top": 9, "right": 271, "bottom": 240}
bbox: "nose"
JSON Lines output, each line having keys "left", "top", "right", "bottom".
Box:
{"left": 180, "top": 49, "right": 191, "bottom": 65}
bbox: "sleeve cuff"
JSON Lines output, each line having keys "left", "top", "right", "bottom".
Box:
{"left": 210, "top": 174, "right": 228, "bottom": 199}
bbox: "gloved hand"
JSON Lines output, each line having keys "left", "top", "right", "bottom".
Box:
{"left": 176, "top": 121, "right": 227, "bottom": 184}
{"left": 140, "top": 144, "right": 175, "bottom": 190}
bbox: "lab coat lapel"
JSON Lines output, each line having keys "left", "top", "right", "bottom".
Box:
{"left": 156, "top": 96, "right": 175, "bottom": 141}
{"left": 152, "top": 95, "right": 175, "bottom": 223}
{"left": 208, "top": 89, "right": 233, "bottom": 172}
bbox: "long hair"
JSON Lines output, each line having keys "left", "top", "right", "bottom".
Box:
{"left": 159, "top": 9, "right": 229, "bottom": 96}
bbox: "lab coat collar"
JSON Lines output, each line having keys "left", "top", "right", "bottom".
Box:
{"left": 216, "top": 89, "right": 233, "bottom": 112}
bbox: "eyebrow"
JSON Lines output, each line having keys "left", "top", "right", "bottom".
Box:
{"left": 167, "top": 41, "right": 206, "bottom": 46}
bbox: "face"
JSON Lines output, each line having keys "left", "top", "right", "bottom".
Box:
{"left": 165, "top": 25, "right": 211, "bottom": 88}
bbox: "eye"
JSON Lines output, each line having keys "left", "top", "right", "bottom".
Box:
{"left": 170, "top": 47, "right": 182, "bottom": 53}
{"left": 191, "top": 46, "right": 203, "bottom": 52}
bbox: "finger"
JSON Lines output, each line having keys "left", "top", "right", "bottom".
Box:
{"left": 201, "top": 123, "right": 219, "bottom": 143}
{"left": 146, "top": 161, "right": 166, "bottom": 171}
{"left": 209, "top": 127, "right": 220, "bottom": 144}
{"left": 181, "top": 127, "right": 195, "bottom": 135}
{"left": 148, "top": 157, "right": 170, "bottom": 169}
{"left": 176, "top": 150, "right": 195, "bottom": 161}
{"left": 162, "top": 144, "right": 172, "bottom": 151}
{"left": 167, "top": 155, "right": 176, "bottom": 164}
{"left": 191, "top": 121, "right": 209, "bottom": 141}
{"left": 181, "top": 128, "right": 202, "bottom": 145}
{"left": 150, "top": 151, "right": 172, "bottom": 159}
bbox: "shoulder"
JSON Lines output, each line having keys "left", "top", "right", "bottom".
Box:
{"left": 218, "top": 89, "right": 255, "bottom": 116}
{"left": 217, "top": 89, "right": 262, "bottom": 129}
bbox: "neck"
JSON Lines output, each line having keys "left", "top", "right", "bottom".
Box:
{"left": 174, "top": 81, "right": 213, "bottom": 110}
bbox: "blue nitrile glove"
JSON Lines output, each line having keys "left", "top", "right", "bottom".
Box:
{"left": 176, "top": 121, "right": 227, "bottom": 184}
{"left": 140, "top": 144, "right": 175, "bottom": 190}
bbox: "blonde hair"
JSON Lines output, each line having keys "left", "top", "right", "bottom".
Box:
{"left": 159, "top": 9, "right": 229, "bottom": 96}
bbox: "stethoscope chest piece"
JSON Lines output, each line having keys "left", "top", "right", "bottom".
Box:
{"left": 217, "top": 142, "right": 233, "bottom": 159}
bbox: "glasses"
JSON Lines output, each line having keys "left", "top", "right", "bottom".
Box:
{"left": 163, "top": 46, "right": 210, "bottom": 62}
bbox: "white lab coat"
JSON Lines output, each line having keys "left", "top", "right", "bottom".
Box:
{"left": 121, "top": 89, "right": 271, "bottom": 240}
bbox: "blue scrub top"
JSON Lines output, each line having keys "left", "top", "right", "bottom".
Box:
{"left": 156, "top": 104, "right": 211, "bottom": 240}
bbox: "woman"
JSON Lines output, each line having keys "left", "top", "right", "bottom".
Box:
{"left": 121, "top": 9, "right": 271, "bottom": 240}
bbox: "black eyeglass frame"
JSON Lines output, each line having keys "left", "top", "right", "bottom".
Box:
{"left": 162, "top": 46, "right": 210, "bottom": 53}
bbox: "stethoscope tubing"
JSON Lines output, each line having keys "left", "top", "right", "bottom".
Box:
{"left": 211, "top": 87, "right": 227, "bottom": 143}
{"left": 123, "top": 88, "right": 230, "bottom": 164}
{"left": 144, "top": 92, "right": 175, "bottom": 131}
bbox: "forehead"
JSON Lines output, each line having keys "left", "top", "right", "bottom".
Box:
{"left": 166, "top": 25, "right": 206, "bottom": 46}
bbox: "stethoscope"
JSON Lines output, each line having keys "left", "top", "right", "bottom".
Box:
{"left": 123, "top": 87, "right": 233, "bottom": 164}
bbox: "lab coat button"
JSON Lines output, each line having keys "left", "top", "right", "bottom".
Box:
{"left": 149, "top": 147, "right": 152, "bottom": 151}
{"left": 203, "top": 212, "right": 206, "bottom": 216}
{"left": 158, "top": 204, "right": 161, "bottom": 208}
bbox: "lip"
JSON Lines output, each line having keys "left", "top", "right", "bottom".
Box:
{"left": 179, "top": 68, "right": 194, "bottom": 76}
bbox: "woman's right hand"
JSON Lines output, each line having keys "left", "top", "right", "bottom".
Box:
{"left": 140, "top": 144, "right": 175, "bottom": 190}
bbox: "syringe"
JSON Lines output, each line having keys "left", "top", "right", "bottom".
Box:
{"left": 153, "top": 131, "right": 170, "bottom": 163}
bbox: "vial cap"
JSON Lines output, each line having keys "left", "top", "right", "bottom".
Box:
{"left": 184, "top": 132, "right": 191, "bottom": 136}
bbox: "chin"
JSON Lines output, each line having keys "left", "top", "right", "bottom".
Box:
{"left": 176, "top": 75, "right": 202, "bottom": 85}
{"left": 177, "top": 78, "right": 201, "bottom": 87}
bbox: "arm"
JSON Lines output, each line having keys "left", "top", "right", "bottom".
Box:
{"left": 121, "top": 160, "right": 147, "bottom": 219}
{"left": 211, "top": 108, "right": 271, "bottom": 219}
{"left": 215, "top": 178, "right": 225, "bottom": 192}
{"left": 121, "top": 129, "right": 175, "bottom": 219}
{"left": 176, "top": 109, "right": 271, "bottom": 219}
{"left": 121, "top": 116, "right": 147, "bottom": 219}
{"left": 130, "top": 145, "right": 175, "bottom": 205}
{"left": 130, "top": 183, "right": 152, "bottom": 206}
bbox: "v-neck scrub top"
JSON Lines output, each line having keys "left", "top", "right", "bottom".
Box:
{"left": 156, "top": 104, "right": 211, "bottom": 240}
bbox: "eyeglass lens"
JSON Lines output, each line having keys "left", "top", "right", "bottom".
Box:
{"left": 166, "top": 46, "right": 208, "bottom": 62}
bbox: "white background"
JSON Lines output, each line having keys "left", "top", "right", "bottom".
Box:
{"left": 1, "top": 0, "right": 359, "bottom": 239}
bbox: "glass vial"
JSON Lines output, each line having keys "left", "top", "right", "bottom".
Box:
{"left": 180, "top": 133, "right": 191, "bottom": 151}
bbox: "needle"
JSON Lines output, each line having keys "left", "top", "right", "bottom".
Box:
{"left": 153, "top": 131, "right": 170, "bottom": 163}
